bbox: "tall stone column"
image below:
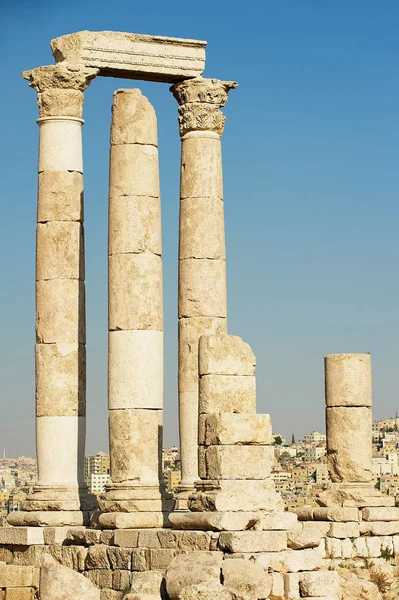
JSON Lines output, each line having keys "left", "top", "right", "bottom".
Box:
{"left": 9, "top": 64, "right": 98, "bottom": 527}
{"left": 99, "top": 89, "right": 171, "bottom": 530}
{"left": 170, "top": 78, "right": 237, "bottom": 496}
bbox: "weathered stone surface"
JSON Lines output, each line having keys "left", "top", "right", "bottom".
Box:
{"left": 317, "top": 486, "right": 394, "bottom": 508}
{"left": 328, "top": 522, "right": 359, "bottom": 538}
{"left": 261, "top": 511, "right": 298, "bottom": 531}
{"left": 287, "top": 523, "right": 329, "bottom": 550}
{"left": 36, "top": 279, "right": 85, "bottom": 343}
{"left": 109, "top": 144, "right": 159, "bottom": 198}
{"left": 179, "top": 198, "right": 225, "bottom": 260}
{"left": 98, "top": 512, "right": 170, "bottom": 529}
{"left": 199, "top": 375, "right": 256, "bottom": 414}
{"left": 325, "top": 353, "right": 372, "bottom": 407}
{"left": 100, "top": 591, "right": 123, "bottom": 600}
{"left": 313, "top": 507, "right": 359, "bottom": 522}
{"left": 199, "top": 445, "right": 275, "bottom": 480}
{"left": 109, "top": 196, "right": 161, "bottom": 256}
{"left": 112, "top": 569, "right": 131, "bottom": 591}
{"left": 366, "top": 521, "right": 399, "bottom": 535}
{"left": 189, "top": 479, "right": 283, "bottom": 512}
{"left": 199, "top": 335, "right": 255, "bottom": 376}
{"left": 299, "top": 571, "right": 340, "bottom": 597}
{"left": 51, "top": 31, "right": 206, "bottom": 83}
{"left": 111, "top": 89, "right": 158, "bottom": 146}
{"left": 270, "top": 572, "right": 284, "bottom": 600}
{"left": 105, "top": 548, "right": 131, "bottom": 570}
{"left": 5, "top": 589, "right": 35, "bottom": 600}
{"left": 38, "top": 117, "right": 84, "bottom": 172}
{"left": 109, "top": 253, "right": 163, "bottom": 331}
{"left": 129, "top": 570, "right": 165, "bottom": 596}
{"left": 38, "top": 171, "right": 83, "bottom": 223}
{"left": 8, "top": 510, "right": 89, "bottom": 527}
{"left": 0, "top": 565, "right": 35, "bottom": 587}
{"left": 283, "top": 572, "right": 300, "bottom": 599}
{"left": 179, "top": 259, "right": 226, "bottom": 318}
{"left": 150, "top": 548, "right": 186, "bottom": 570}
{"left": 0, "top": 527, "right": 44, "bottom": 545}
{"left": 166, "top": 552, "right": 223, "bottom": 600}
{"left": 36, "top": 221, "right": 84, "bottom": 281}
{"left": 326, "top": 406, "right": 372, "bottom": 483}
{"left": 39, "top": 555, "right": 100, "bottom": 599}
{"left": 85, "top": 545, "right": 110, "bottom": 569}
{"left": 339, "top": 569, "right": 383, "bottom": 600}
{"left": 180, "top": 134, "right": 222, "bottom": 199}
{"left": 178, "top": 317, "right": 226, "bottom": 392}
{"left": 218, "top": 531, "right": 287, "bottom": 553}
{"left": 178, "top": 581, "right": 232, "bottom": 600}
{"left": 131, "top": 549, "right": 149, "bottom": 571}
{"left": 199, "top": 413, "right": 271, "bottom": 446}
{"left": 86, "top": 569, "right": 113, "bottom": 589}
{"left": 362, "top": 507, "right": 399, "bottom": 521}
{"left": 36, "top": 343, "right": 85, "bottom": 416}
{"left": 157, "top": 530, "right": 212, "bottom": 551}
{"left": 282, "top": 548, "right": 323, "bottom": 573}
{"left": 221, "top": 558, "right": 272, "bottom": 600}
{"left": 108, "top": 408, "right": 161, "bottom": 485}
{"left": 169, "top": 511, "right": 266, "bottom": 532}
{"left": 108, "top": 331, "right": 163, "bottom": 410}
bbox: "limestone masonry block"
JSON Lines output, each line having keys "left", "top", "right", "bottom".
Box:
{"left": 189, "top": 478, "right": 283, "bottom": 512}
{"left": 38, "top": 117, "right": 83, "bottom": 173}
{"left": 221, "top": 558, "right": 272, "bottom": 600}
{"left": 0, "top": 565, "right": 35, "bottom": 587}
{"left": 199, "top": 374, "right": 256, "bottom": 414}
{"left": 166, "top": 551, "right": 223, "bottom": 600}
{"left": 199, "top": 334, "right": 256, "bottom": 376}
{"left": 327, "top": 522, "right": 360, "bottom": 538}
{"left": 180, "top": 134, "right": 223, "bottom": 199}
{"left": 179, "top": 259, "right": 227, "bottom": 318}
{"left": 38, "top": 171, "right": 83, "bottom": 222}
{"left": 109, "top": 253, "right": 163, "bottom": 331}
{"left": 325, "top": 353, "right": 371, "bottom": 407}
{"left": 108, "top": 196, "right": 161, "bottom": 256}
{"left": 282, "top": 548, "right": 324, "bottom": 573}
{"left": 51, "top": 31, "right": 206, "bottom": 83}
{"left": 36, "top": 279, "right": 85, "bottom": 343}
{"left": 5, "top": 589, "right": 35, "bottom": 600}
{"left": 200, "top": 445, "right": 275, "bottom": 479}
{"left": 169, "top": 511, "right": 267, "bottom": 532}
{"left": 198, "top": 413, "right": 272, "bottom": 445}
{"left": 178, "top": 317, "right": 226, "bottom": 392}
{"left": 177, "top": 581, "right": 232, "bottom": 600}
{"left": 0, "top": 527, "right": 44, "bottom": 545}
{"left": 287, "top": 523, "right": 329, "bottom": 550}
{"left": 109, "top": 145, "right": 160, "bottom": 198}
{"left": 108, "top": 331, "right": 163, "bottom": 409}
{"left": 108, "top": 408, "right": 162, "bottom": 485}
{"left": 313, "top": 507, "right": 359, "bottom": 522}
{"left": 36, "top": 221, "right": 84, "bottom": 281}
{"left": 362, "top": 507, "right": 399, "bottom": 521}
{"left": 218, "top": 531, "right": 287, "bottom": 553}
{"left": 179, "top": 198, "right": 225, "bottom": 260}
{"left": 36, "top": 343, "right": 85, "bottom": 416}
{"left": 326, "top": 406, "right": 372, "bottom": 483}
{"left": 299, "top": 571, "right": 340, "bottom": 597}
{"left": 99, "top": 511, "right": 170, "bottom": 530}
{"left": 111, "top": 89, "right": 158, "bottom": 146}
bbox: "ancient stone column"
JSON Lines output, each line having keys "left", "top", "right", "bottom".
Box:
{"left": 170, "top": 78, "right": 237, "bottom": 496}
{"left": 99, "top": 89, "right": 171, "bottom": 529}
{"left": 8, "top": 64, "right": 98, "bottom": 527}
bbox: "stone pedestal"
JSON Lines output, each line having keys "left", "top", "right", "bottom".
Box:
{"left": 170, "top": 78, "right": 237, "bottom": 497}
{"left": 98, "top": 89, "right": 171, "bottom": 528}
{"left": 9, "top": 65, "right": 98, "bottom": 526}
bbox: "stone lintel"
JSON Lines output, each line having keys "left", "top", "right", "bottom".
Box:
{"left": 51, "top": 30, "right": 207, "bottom": 83}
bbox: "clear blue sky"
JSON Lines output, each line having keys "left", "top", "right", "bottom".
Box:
{"left": 1, "top": 0, "right": 398, "bottom": 457}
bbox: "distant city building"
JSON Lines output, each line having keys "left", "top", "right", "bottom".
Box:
{"left": 84, "top": 452, "right": 110, "bottom": 483}
{"left": 89, "top": 473, "right": 110, "bottom": 494}
{"left": 167, "top": 470, "right": 181, "bottom": 492}
{"left": 303, "top": 431, "right": 326, "bottom": 444}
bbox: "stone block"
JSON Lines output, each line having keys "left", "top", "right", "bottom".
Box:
{"left": 100, "top": 591, "right": 123, "bottom": 600}
{"left": 86, "top": 569, "right": 113, "bottom": 589}
{"left": 86, "top": 545, "right": 110, "bottom": 570}
{"left": 177, "top": 581, "right": 233, "bottom": 600}
{"left": 51, "top": 31, "right": 206, "bottom": 83}
{"left": 149, "top": 549, "right": 186, "bottom": 570}
{"left": 261, "top": 511, "right": 298, "bottom": 531}
{"left": 328, "top": 522, "right": 359, "bottom": 538}
{"left": 199, "top": 374, "right": 256, "bottom": 414}
{"left": 0, "top": 527, "right": 44, "bottom": 545}
{"left": 170, "top": 511, "right": 265, "bottom": 532}
{"left": 324, "top": 353, "right": 372, "bottom": 407}
{"left": 113, "top": 530, "right": 139, "bottom": 548}
{"left": 317, "top": 485, "right": 395, "bottom": 507}
{"left": 108, "top": 408, "right": 161, "bottom": 485}
{"left": 325, "top": 538, "right": 342, "bottom": 559}
{"left": 108, "top": 331, "right": 163, "bottom": 410}
{"left": 109, "top": 196, "right": 161, "bottom": 256}
{"left": 178, "top": 317, "right": 227, "bottom": 392}
{"left": 270, "top": 572, "right": 284, "bottom": 599}
{"left": 366, "top": 537, "right": 382, "bottom": 558}
{"left": 362, "top": 507, "right": 399, "bottom": 521}
{"left": 368, "top": 521, "right": 399, "bottom": 536}
{"left": 189, "top": 478, "right": 283, "bottom": 512}
{"left": 199, "top": 334, "right": 256, "bottom": 376}
{"left": 38, "top": 171, "right": 83, "bottom": 223}
{"left": 35, "top": 343, "right": 85, "bottom": 417}
{"left": 282, "top": 548, "right": 323, "bottom": 572}
{"left": 221, "top": 558, "right": 272, "bottom": 599}
{"left": 179, "top": 197, "right": 225, "bottom": 260}
{"left": 179, "top": 259, "right": 227, "bottom": 318}
{"left": 109, "top": 144, "right": 159, "bottom": 198}
{"left": 13, "top": 546, "right": 47, "bottom": 567}
{"left": 109, "top": 253, "right": 163, "bottom": 331}
{"left": 199, "top": 445, "right": 274, "bottom": 479}
{"left": 0, "top": 565, "right": 34, "bottom": 587}
{"left": 165, "top": 551, "right": 223, "bottom": 600}
{"left": 198, "top": 413, "right": 271, "bottom": 446}
{"left": 299, "top": 571, "right": 340, "bottom": 597}
{"left": 353, "top": 537, "right": 368, "bottom": 557}
{"left": 313, "top": 507, "right": 359, "bottom": 522}
{"left": 131, "top": 549, "right": 149, "bottom": 571}
{"left": 180, "top": 134, "right": 222, "bottom": 199}
{"left": 98, "top": 511, "right": 170, "bottom": 529}
{"left": 36, "top": 221, "right": 84, "bottom": 281}
{"left": 137, "top": 530, "right": 161, "bottom": 549}
{"left": 326, "top": 406, "right": 372, "bottom": 483}
{"left": 157, "top": 530, "right": 211, "bottom": 550}
{"left": 129, "top": 570, "right": 165, "bottom": 596}
{"left": 5, "top": 590, "right": 35, "bottom": 600}
{"left": 36, "top": 279, "right": 85, "bottom": 344}
{"left": 218, "top": 531, "right": 287, "bottom": 553}
{"left": 112, "top": 570, "right": 131, "bottom": 591}
{"left": 38, "top": 117, "right": 83, "bottom": 173}
{"left": 111, "top": 89, "right": 158, "bottom": 146}
{"left": 284, "top": 573, "right": 300, "bottom": 599}
{"left": 287, "top": 522, "right": 329, "bottom": 550}
{"left": 341, "top": 538, "right": 354, "bottom": 558}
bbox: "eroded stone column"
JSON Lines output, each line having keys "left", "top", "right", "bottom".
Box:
{"left": 9, "top": 64, "right": 98, "bottom": 527}
{"left": 170, "top": 78, "right": 237, "bottom": 495}
{"left": 99, "top": 89, "right": 171, "bottom": 529}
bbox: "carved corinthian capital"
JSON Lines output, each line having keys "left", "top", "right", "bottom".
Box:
{"left": 22, "top": 64, "right": 99, "bottom": 118}
{"left": 170, "top": 77, "right": 238, "bottom": 137}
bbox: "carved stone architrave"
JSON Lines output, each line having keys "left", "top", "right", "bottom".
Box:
{"left": 170, "top": 77, "right": 238, "bottom": 137}
{"left": 22, "top": 63, "right": 99, "bottom": 118}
